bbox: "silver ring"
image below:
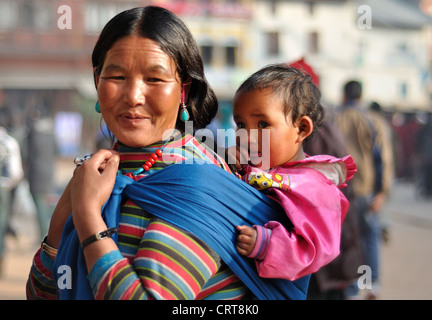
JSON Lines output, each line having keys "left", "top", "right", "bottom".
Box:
{"left": 74, "top": 154, "right": 92, "bottom": 166}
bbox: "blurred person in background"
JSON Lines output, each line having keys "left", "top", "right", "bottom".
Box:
{"left": 415, "top": 112, "right": 432, "bottom": 199}
{"left": 334, "top": 81, "right": 393, "bottom": 299}
{"left": 368, "top": 101, "right": 395, "bottom": 243}
{"left": 304, "top": 118, "right": 363, "bottom": 300}
{"left": 26, "top": 108, "right": 57, "bottom": 241}
{"left": 289, "top": 59, "right": 364, "bottom": 300}
{"left": 0, "top": 125, "right": 24, "bottom": 277}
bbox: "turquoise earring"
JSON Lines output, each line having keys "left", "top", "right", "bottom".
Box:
{"left": 180, "top": 103, "right": 189, "bottom": 121}
{"left": 179, "top": 84, "right": 189, "bottom": 122}
{"left": 95, "top": 101, "right": 101, "bottom": 113}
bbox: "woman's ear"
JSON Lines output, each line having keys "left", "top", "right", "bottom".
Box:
{"left": 93, "top": 67, "right": 100, "bottom": 89}
{"left": 296, "top": 116, "right": 314, "bottom": 142}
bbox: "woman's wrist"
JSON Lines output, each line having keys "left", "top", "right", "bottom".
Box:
{"left": 80, "top": 228, "right": 118, "bottom": 249}
{"left": 71, "top": 206, "right": 119, "bottom": 271}
{"left": 41, "top": 236, "right": 58, "bottom": 260}
{"left": 45, "top": 211, "right": 70, "bottom": 249}
{"left": 73, "top": 209, "right": 108, "bottom": 244}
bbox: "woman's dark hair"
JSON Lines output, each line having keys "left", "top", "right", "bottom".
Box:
{"left": 235, "top": 63, "right": 325, "bottom": 142}
{"left": 92, "top": 6, "right": 218, "bottom": 132}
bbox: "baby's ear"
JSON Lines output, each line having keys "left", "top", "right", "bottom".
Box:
{"left": 296, "top": 116, "right": 313, "bottom": 142}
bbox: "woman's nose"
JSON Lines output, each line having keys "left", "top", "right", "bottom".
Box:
{"left": 125, "top": 80, "right": 145, "bottom": 106}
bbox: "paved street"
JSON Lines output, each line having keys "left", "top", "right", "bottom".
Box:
{"left": 0, "top": 179, "right": 431, "bottom": 300}
{"left": 377, "top": 181, "right": 432, "bottom": 299}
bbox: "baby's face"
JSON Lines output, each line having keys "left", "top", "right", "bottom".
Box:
{"left": 232, "top": 88, "right": 306, "bottom": 170}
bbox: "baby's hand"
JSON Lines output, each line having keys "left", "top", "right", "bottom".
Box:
{"left": 236, "top": 225, "right": 257, "bottom": 256}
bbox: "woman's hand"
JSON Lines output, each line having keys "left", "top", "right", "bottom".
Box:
{"left": 70, "top": 149, "right": 119, "bottom": 240}
{"left": 70, "top": 149, "right": 119, "bottom": 217}
{"left": 44, "top": 149, "right": 119, "bottom": 251}
{"left": 69, "top": 149, "right": 120, "bottom": 271}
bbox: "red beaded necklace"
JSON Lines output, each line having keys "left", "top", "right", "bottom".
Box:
{"left": 114, "top": 136, "right": 172, "bottom": 179}
{"left": 123, "top": 148, "right": 163, "bottom": 179}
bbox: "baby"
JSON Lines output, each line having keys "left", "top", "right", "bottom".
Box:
{"left": 231, "top": 64, "right": 356, "bottom": 280}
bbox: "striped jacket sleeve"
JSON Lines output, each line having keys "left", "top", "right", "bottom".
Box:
{"left": 26, "top": 249, "right": 58, "bottom": 300}
{"left": 88, "top": 218, "right": 222, "bottom": 300}
{"left": 247, "top": 225, "right": 272, "bottom": 261}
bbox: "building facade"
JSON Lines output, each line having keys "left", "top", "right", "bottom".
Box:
{"left": 252, "top": 0, "right": 432, "bottom": 111}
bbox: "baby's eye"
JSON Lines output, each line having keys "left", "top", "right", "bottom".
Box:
{"left": 236, "top": 122, "right": 245, "bottom": 129}
{"left": 258, "top": 121, "right": 269, "bottom": 128}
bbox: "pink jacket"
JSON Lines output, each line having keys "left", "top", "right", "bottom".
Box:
{"left": 240, "top": 154, "right": 357, "bottom": 281}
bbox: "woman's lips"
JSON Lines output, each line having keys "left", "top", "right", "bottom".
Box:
{"left": 119, "top": 113, "right": 149, "bottom": 125}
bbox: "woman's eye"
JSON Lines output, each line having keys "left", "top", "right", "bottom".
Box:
{"left": 104, "top": 75, "right": 124, "bottom": 80}
{"left": 258, "top": 121, "right": 269, "bottom": 128}
{"left": 147, "top": 78, "right": 163, "bottom": 83}
{"left": 236, "top": 122, "right": 245, "bottom": 129}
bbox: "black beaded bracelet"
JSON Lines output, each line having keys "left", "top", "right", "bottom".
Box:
{"left": 80, "top": 227, "right": 118, "bottom": 249}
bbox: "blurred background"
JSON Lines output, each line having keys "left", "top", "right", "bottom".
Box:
{"left": 0, "top": 0, "right": 432, "bottom": 300}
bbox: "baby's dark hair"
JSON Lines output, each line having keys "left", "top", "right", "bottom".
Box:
{"left": 235, "top": 63, "right": 325, "bottom": 142}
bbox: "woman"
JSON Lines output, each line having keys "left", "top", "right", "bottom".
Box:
{"left": 26, "top": 6, "right": 309, "bottom": 300}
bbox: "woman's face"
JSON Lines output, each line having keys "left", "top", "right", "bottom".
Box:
{"left": 95, "top": 36, "right": 182, "bottom": 147}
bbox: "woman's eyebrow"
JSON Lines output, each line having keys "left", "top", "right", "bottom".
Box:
{"left": 102, "top": 64, "right": 124, "bottom": 73}
{"left": 144, "top": 64, "right": 176, "bottom": 76}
